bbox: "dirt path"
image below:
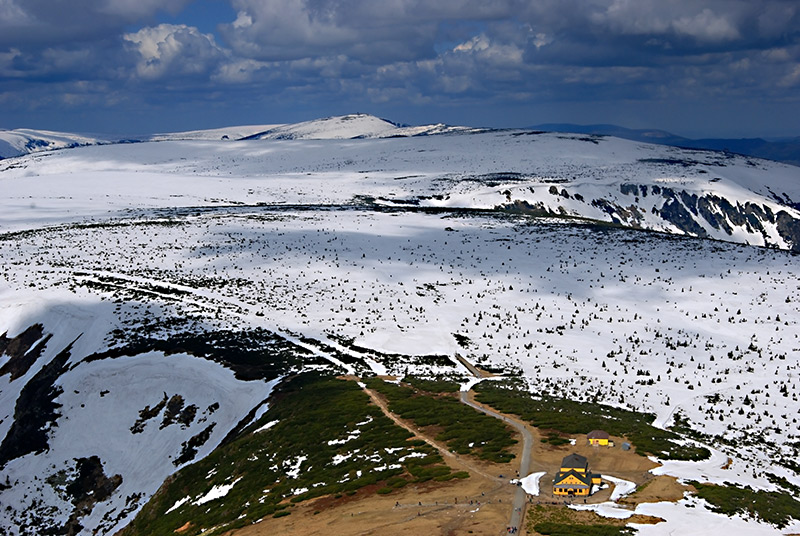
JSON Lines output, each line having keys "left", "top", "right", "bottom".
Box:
{"left": 357, "top": 371, "right": 545, "bottom": 532}
{"left": 451, "top": 353, "right": 536, "bottom": 533}
{"left": 229, "top": 377, "right": 522, "bottom": 536}
{"left": 354, "top": 378, "right": 504, "bottom": 483}
{"left": 460, "top": 390, "right": 531, "bottom": 533}
{"left": 454, "top": 353, "right": 493, "bottom": 379}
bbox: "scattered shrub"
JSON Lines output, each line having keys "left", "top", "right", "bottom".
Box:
{"left": 475, "top": 382, "right": 709, "bottom": 461}
{"left": 691, "top": 481, "right": 800, "bottom": 528}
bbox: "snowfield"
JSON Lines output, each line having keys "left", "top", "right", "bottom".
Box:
{"left": 632, "top": 497, "right": 800, "bottom": 536}
{"left": 0, "top": 115, "right": 798, "bottom": 535}
{"left": 0, "top": 128, "right": 107, "bottom": 159}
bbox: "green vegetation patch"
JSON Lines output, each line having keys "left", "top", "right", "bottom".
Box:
{"left": 541, "top": 432, "right": 571, "bottom": 446}
{"left": 691, "top": 481, "right": 800, "bottom": 528}
{"left": 366, "top": 378, "right": 516, "bottom": 463}
{"left": 533, "top": 522, "right": 636, "bottom": 536}
{"left": 474, "top": 382, "right": 709, "bottom": 461}
{"left": 122, "top": 373, "right": 454, "bottom": 536}
{"left": 527, "top": 504, "right": 639, "bottom": 535}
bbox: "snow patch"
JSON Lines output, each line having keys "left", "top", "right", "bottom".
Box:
{"left": 605, "top": 475, "right": 637, "bottom": 501}
{"left": 630, "top": 496, "right": 800, "bottom": 535}
{"left": 165, "top": 495, "right": 191, "bottom": 514}
{"left": 460, "top": 377, "right": 483, "bottom": 392}
{"left": 569, "top": 502, "right": 634, "bottom": 519}
{"left": 254, "top": 420, "right": 279, "bottom": 433}
{"left": 520, "top": 471, "right": 546, "bottom": 496}
{"left": 195, "top": 477, "right": 242, "bottom": 506}
{"left": 284, "top": 455, "right": 307, "bottom": 479}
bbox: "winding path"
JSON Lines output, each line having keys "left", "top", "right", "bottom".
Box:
{"left": 454, "top": 353, "right": 534, "bottom": 531}
{"left": 355, "top": 379, "right": 503, "bottom": 482}
{"left": 353, "top": 369, "right": 534, "bottom": 532}
{"left": 460, "top": 390, "right": 533, "bottom": 532}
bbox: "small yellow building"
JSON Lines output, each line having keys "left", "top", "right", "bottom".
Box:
{"left": 553, "top": 453, "right": 602, "bottom": 496}
{"left": 587, "top": 429, "right": 610, "bottom": 446}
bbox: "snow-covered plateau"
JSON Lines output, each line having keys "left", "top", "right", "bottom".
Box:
{"left": 0, "top": 114, "right": 798, "bottom": 535}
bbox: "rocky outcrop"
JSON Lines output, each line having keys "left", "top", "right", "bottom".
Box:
{"left": 776, "top": 211, "right": 800, "bottom": 249}
{"left": 0, "top": 324, "right": 52, "bottom": 381}
{"left": 619, "top": 183, "right": 800, "bottom": 251}
{"left": 659, "top": 197, "right": 708, "bottom": 237}
{"left": 499, "top": 181, "right": 800, "bottom": 251}
{"left": 47, "top": 456, "right": 123, "bottom": 536}
{"left": 0, "top": 337, "right": 78, "bottom": 467}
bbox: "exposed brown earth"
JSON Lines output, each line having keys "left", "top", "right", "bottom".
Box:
{"left": 174, "top": 521, "right": 193, "bottom": 533}
{"left": 228, "top": 473, "right": 516, "bottom": 536}
{"left": 619, "top": 476, "right": 692, "bottom": 507}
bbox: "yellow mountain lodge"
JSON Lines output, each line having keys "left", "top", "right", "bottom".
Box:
{"left": 553, "top": 453, "right": 602, "bottom": 496}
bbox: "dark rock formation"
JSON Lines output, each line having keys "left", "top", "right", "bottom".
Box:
{"left": 0, "top": 337, "right": 79, "bottom": 467}
{"left": 0, "top": 324, "right": 52, "bottom": 381}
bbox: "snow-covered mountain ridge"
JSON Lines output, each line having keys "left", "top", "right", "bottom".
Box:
{"left": 0, "top": 114, "right": 484, "bottom": 159}
{"left": 238, "top": 113, "right": 486, "bottom": 140}
{"left": 2, "top": 123, "right": 798, "bottom": 251}
{"left": 0, "top": 129, "right": 109, "bottom": 159}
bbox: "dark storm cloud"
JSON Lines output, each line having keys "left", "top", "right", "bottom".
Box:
{"left": 219, "top": 0, "right": 523, "bottom": 63}
{"left": 516, "top": 0, "right": 800, "bottom": 65}
{"left": 214, "top": 0, "right": 800, "bottom": 64}
{"left": 1, "top": 0, "right": 799, "bottom": 135}
{"left": 0, "top": 0, "right": 193, "bottom": 47}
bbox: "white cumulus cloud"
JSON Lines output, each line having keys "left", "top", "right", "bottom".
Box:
{"left": 125, "top": 24, "right": 225, "bottom": 80}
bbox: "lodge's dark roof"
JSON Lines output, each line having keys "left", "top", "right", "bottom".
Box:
{"left": 588, "top": 430, "right": 610, "bottom": 439}
{"left": 554, "top": 469, "right": 591, "bottom": 487}
{"left": 554, "top": 470, "right": 602, "bottom": 489}
{"left": 561, "top": 453, "right": 588, "bottom": 469}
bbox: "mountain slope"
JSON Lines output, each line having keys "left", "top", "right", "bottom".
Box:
{"left": 1, "top": 204, "right": 798, "bottom": 534}
{"left": 0, "top": 292, "right": 304, "bottom": 534}
{"left": 0, "top": 129, "right": 107, "bottom": 159}
{"left": 242, "top": 113, "right": 398, "bottom": 140}
{"left": 148, "top": 124, "right": 283, "bottom": 142}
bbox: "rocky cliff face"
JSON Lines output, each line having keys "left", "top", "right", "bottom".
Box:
{"left": 606, "top": 184, "right": 800, "bottom": 251}
{"left": 499, "top": 182, "right": 800, "bottom": 251}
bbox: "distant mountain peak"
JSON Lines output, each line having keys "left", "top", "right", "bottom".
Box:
{"left": 240, "top": 114, "right": 483, "bottom": 141}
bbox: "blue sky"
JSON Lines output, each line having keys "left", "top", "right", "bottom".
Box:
{"left": 1, "top": 0, "right": 799, "bottom": 137}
